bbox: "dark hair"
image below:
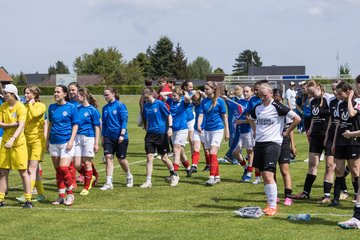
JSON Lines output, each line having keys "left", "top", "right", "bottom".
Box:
{"left": 172, "top": 87, "right": 184, "bottom": 96}
{"left": 191, "top": 90, "right": 202, "bottom": 104}
{"left": 273, "top": 88, "right": 283, "bottom": 98}
{"left": 144, "top": 78, "right": 153, "bottom": 87}
{"left": 24, "top": 84, "right": 41, "bottom": 102}
{"left": 55, "top": 85, "right": 70, "bottom": 102}
{"left": 157, "top": 77, "right": 167, "bottom": 84}
{"left": 142, "top": 87, "right": 154, "bottom": 97}
{"left": 181, "top": 80, "right": 193, "bottom": 91}
{"left": 68, "top": 82, "right": 80, "bottom": 89}
{"left": 254, "top": 79, "right": 269, "bottom": 87}
{"left": 78, "top": 88, "right": 98, "bottom": 108}
{"left": 105, "top": 86, "right": 119, "bottom": 100}
{"left": 167, "top": 78, "right": 176, "bottom": 84}
{"left": 356, "top": 75, "right": 360, "bottom": 84}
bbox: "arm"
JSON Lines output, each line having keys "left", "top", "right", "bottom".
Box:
{"left": 307, "top": 118, "right": 314, "bottom": 136}
{"left": 167, "top": 114, "right": 173, "bottom": 137}
{"left": 248, "top": 118, "right": 256, "bottom": 138}
{"left": 66, "top": 124, "right": 78, "bottom": 151}
{"left": 0, "top": 122, "right": 18, "bottom": 129}
{"left": 323, "top": 118, "right": 332, "bottom": 146}
{"left": 28, "top": 101, "right": 46, "bottom": 118}
{"left": 183, "top": 91, "right": 191, "bottom": 104}
{"left": 4, "top": 121, "right": 25, "bottom": 149}
{"left": 348, "top": 91, "right": 357, "bottom": 117}
{"left": 289, "top": 130, "right": 297, "bottom": 156}
{"left": 118, "top": 104, "right": 128, "bottom": 143}
{"left": 159, "top": 91, "right": 172, "bottom": 101}
{"left": 284, "top": 114, "right": 301, "bottom": 138}
{"left": 197, "top": 114, "right": 204, "bottom": 133}
{"left": 331, "top": 121, "right": 340, "bottom": 154}
{"left": 222, "top": 113, "right": 230, "bottom": 141}
{"left": 94, "top": 126, "right": 100, "bottom": 153}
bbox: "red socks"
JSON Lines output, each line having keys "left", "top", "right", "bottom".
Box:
{"left": 84, "top": 170, "right": 93, "bottom": 190}
{"left": 210, "top": 154, "right": 219, "bottom": 177}
{"left": 205, "top": 153, "right": 211, "bottom": 166}
{"left": 59, "top": 166, "right": 74, "bottom": 195}
{"left": 247, "top": 166, "right": 253, "bottom": 172}
{"left": 173, "top": 163, "right": 179, "bottom": 171}
{"left": 255, "top": 170, "right": 261, "bottom": 177}
{"left": 69, "top": 161, "right": 76, "bottom": 185}
{"left": 56, "top": 167, "right": 66, "bottom": 198}
{"left": 181, "top": 160, "right": 190, "bottom": 169}
{"left": 192, "top": 151, "right": 200, "bottom": 165}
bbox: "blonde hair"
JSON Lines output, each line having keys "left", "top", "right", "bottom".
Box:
{"left": 205, "top": 81, "right": 219, "bottom": 109}
{"left": 307, "top": 80, "right": 324, "bottom": 107}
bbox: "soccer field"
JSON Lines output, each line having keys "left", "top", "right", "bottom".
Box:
{"left": 1, "top": 95, "right": 358, "bottom": 239}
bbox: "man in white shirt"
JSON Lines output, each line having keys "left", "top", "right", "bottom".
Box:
{"left": 285, "top": 81, "right": 297, "bottom": 110}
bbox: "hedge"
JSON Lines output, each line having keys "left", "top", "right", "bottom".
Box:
{"left": 17, "top": 85, "right": 205, "bottom": 95}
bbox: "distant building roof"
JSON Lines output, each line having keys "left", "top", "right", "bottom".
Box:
{"left": 41, "top": 74, "right": 104, "bottom": 86}
{"left": 25, "top": 73, "right": 49, "bottom": 84}
{"left": 0, "top": 67, "right": 13, "bottom": 83}
{"left": 249, "top": 65, "right": 305, "bottom": 76}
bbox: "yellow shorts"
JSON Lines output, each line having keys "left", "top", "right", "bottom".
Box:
{"left": 0, "top": 143, "right": 28, "bottom": 170}
{"left": 27, "top": 139, "right": 45, "bottom": 161}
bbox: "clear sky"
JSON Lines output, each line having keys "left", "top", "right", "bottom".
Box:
{"left": 1, "top": 0, "right": 359, "bottom": 77}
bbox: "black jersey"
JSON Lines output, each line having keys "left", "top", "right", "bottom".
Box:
{"left": 327, "top": 98, "right": 340, "bottom": 142}
{"left": 310, "top": 95, "right": 331, "bottom": 136}
{"left": 335, "top": 100, "right": 360, "bottom": 146}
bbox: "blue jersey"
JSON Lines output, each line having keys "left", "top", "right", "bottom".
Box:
{"left": 247, "top": 96, "right": 262, "bottom": 113}
{"left": 185, "top": 93, "right": 195, "bottom": 122}
{"left": 77, "top": 105, "right": 101, "bottom": 137}
{"left": 194, "top": 103, "right": 205, "bottom": 131}
{"left": 69, "top": 99, "right": 79, "bottom": 107}
{"left": 199, "top": 97, "right": 227, "bottom": 131}
{"left": 0, "top": 99, "right": 3, "bottom": 137}
{"left": 49, "top": 102, "right": 79, "bottom": 144}
{"left": 238, "top": 99, "right": 251, "bottom": 133}
{"left": 226, "top": 97, "right": 243, "bottom": 140}
{"left": 143, "top": 99, "right": 170, "bottom": 134}
{"left": 102, "top": 100, "right": 128, "bottom": 140}
{"left": 296, "top": 95, "right": 311, "bottom": 117}
{"left": 167, "top": 98, "right": 188, "bottom": 131}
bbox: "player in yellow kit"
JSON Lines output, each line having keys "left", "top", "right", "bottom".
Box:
{"left": 0, "top": 84, "right": 32, "bottom": 208}
{"left": 16, "top": 85, "right": 46, "bottom": 203}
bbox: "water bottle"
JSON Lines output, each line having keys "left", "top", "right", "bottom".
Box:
{"left": 287, "top": 214, "right": 311, "bottom": 221}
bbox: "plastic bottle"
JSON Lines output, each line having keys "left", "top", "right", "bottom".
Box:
{"left": 287, "top": 214, "right": 311, "bottom": 221}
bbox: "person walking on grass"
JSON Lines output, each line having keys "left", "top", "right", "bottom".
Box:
{"left": 140, "top": 88, "right": 176, "bottom": 188}
{"left": 100, "top": 87, "right": 133, "bottom": 191}
{"left": 48, "top": 85, "right": 79, "bottom": 206}
{"left": 0, "top": 84, "right": 33, "bottom": 208}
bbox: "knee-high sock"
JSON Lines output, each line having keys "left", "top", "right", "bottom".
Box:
{"left": 59, "top": 166, "right": 74, "bottom": 195}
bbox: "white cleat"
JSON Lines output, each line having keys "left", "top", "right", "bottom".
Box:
{"left": 64, "top": 194, "right": 75, "bottom": 206}
{"left": 100, "top": 183, "right": 113, "bottom": 191}
{"left": 252, "top": 177, "right": 261, "bottom": 185}
{"left": 338, "top": 217, "right": 360, "bottom": 229}
{"left": 170, "top": 175, "right": 180, "bottom": 187}
{"left": 206, "top": 176, "right": 216, "bottom": 186}
{"left": 140, "top": 182, "right": 152, "bottom": 189}
{"left": 126, "top": 175, "right": 134, "bottom": 188}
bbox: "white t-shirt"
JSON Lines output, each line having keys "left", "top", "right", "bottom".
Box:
{"left": 285, "top": 88, "right": 297, "bottom": 109}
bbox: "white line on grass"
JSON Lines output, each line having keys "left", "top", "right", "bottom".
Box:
{"left": 0, "top": 206, "right": 354, "bottom": 217}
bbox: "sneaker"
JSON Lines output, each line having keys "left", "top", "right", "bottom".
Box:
{"left": 89, "top": 175, "right": 96, "bottom": 190}
{"left": 284, "top": 197, "right": 293, "bottom": 206}
{"left": 318, "top": 196, "right": 331, "bottom": 204}
{"left": 34, "top": 195, "right": 46, "bottom": 202}
{"left": 167, "top": 152, "right": 174, "bottom": 158}
{"left": 77, "top": 174, "right": 84, "bottom": 184}
{"left": 214, "top": 177, "right": 221, "bottom": 184}
{"left": 64, "top": 194, "right": 75, "bottom": 206}
{"left": 328, "top": 200, "right": 340, "bottom": 207}
{"left": 242, "top": 168, "right": 248, "bottom": 178}
{"left": 0, "top": 201, "right": 4, "bottom": 208}
{"left": 218, "top": 158, "right": 230, "bottom": 164}
{"left": 252, "top": 177, "right": 261, "bottom": 185}
{"left": 206, "top": 177, "right": 216, "bottom": 186}
{"left": 186, "top": 169, "right": 192, "bottom": 177}
{"left": 202, "top": 165, "right": 210, "bottom": 171}
{"left": 23, "top": 201, "right": 33, "bottom": 209}
{"left": 31, "top": 187, "right": 38, "bottom": 195}
{"left": 293, "top": 192, "right": 310, "bottom": 200}
{"left": 140, "top": 182, "right": 152, "bottom": 188}
{"left": 52, "top": 197, "right": 64, "bottom": 205}
{"left": 16, "top": 195, "right": 26, "bottom": 203}
{"left": 340, "top": 191, "right": 349, "bottom": 200}
{"left": 338, "top": 217, "right": 360, "bottom": 229}
{"left": 126, "top": 175, "right": 134, "bottom": 188}
{"left": 170, "top": 175, "right": 180, "bottom": 187}
{"left": 303, "top": 158, "right": 309, "bottom": 163}
{"left": 242, "top": 175, "right": 252, "bottom": 182}
{"left": 320, "top": 153, "right": 325, "bottom": 162}
{"left": 352, "top": 195, "right": 358, "bottom": 203}
{"left": 80, "top": 189, "right": 89, "bottom": 196}
{"left": 100, "top": 183, "right": 113, "bottom": 191}
{"left": 265, "top": 207, "right": 278, "bottom": 216}
{"left": 189, "top": 166, "right": 197, "bottom": 175}
{"left": 231, "top": 158, "right": 240, "bottom": 165}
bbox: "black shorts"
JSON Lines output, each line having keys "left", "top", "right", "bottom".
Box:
{"left": 304, "top": 117, "right": 312, "bottom": 131}
{"left": 145, "top": 132, "right": 170, "bottom": 155}
{"left": 334, "top": 145, "right": 360, "bottom": 160}
{"left": 325, "top": 140, "right": 333, "bottom": 157}
{"left": 278, "top": 138, "right": 291, "bottom": 165}
{"left": 309, "top": 135, "right": 325, "bottom": 154}
{"left": 253, "top": 142, "right": 281, "bottom": 172}
{"left": 103, "top": 137, "right": 128, "bottom": 159}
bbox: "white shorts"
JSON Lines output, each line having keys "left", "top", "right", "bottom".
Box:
{"left": 171, "top": 129, "right": 188, "bottom": 146}
{"left": 187, "top": 118, "right": 195, "bottom": 132}
{"left": 237, "top": 132, "right": 255, "bottom": 150}
{"left": 205, "top": 129, "right": 224, "bottom": 149}
{"left": 193, "top": 130, "right": 205, "bottom": 143}
{"left": 74, "top": 135, "right": 95, "bottom": 157}
{"left": 49, "top": 143, "right": 75, "bottom": 158}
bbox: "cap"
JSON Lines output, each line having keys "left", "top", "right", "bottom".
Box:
{"left": 3, "top": 84, "right": 20, "bottom": 100}
{"left": 290, "top": 81, "right": 295, "bottom": 86}
{"left": 298, "top": 81, "right": 306, "bottom": 85}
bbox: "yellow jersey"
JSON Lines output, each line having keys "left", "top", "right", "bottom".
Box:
{"left": 24, "top": 102, "right": 46, "bottom": 144}
{"left": 0, "top": 101, "right": 27, "bottom": 146}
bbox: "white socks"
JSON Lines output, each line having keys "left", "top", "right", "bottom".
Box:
{"left": 265, "top": 183, "right": 278, "bottom": 208}
{"left": 106, "top": 176, "right": 113, "bottom": 184}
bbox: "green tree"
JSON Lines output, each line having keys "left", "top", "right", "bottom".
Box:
{"left": 173, "top": 43, "right": 188, "bottom": 80}
{"left": 232, "top": 49, "right": 262, "bottom": 75}
{"left": 16, "top": 71, "right": 26, "bottom": 85}
{"left": 213, "top": 67, "right": 225, "bottom": 74}
{"left": 133, "top": 52, "right": 152, "bottom": 78}
{"left": 123, "top": 61, "right": 144, "bottom": 85}
{"left": 339, "top": 63, "right": 351, "bottom": 75}
{"left": 73, "top": 47, "right": 125, "bottom": 85}
{"left": 48, "top": 60, "right": 70, "bottom": 75}
{"left": 187, "top": 57, "right": 212, "bottom": 80}
{"left": 148, "top": 36, "right": 175, "bottom": 78}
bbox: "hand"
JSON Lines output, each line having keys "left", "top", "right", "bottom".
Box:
{"left": 348, "top": 90, "right": 354, "bottom": 100}
{"left": 197, "top": 126, "right": 202, "bottom": 134}
{"left": 253, "top": 132, "right": 256, "bottom": 139}
{"left": 225, "top": 131, "right": 230, "bottom": 141}
{"left": 331, "top": 143, "right": 335, "bottom": 155}
{"left": 66, "top": 140, "right": 74, "bottom": 151}
{"left": 291, "top": 146, "right": 297, "bottom": 156}
{"left": 342, "top": 130, "right": 352, "bottom": 139}
{"left": 222, "top": 95, "right": 228, "bottom": 100}
{"left": 323, "top": 137, "right": 327, "bottom": 147}
{"left": 118, "top": 136, "right": 124, "bottom": 144}
{"left": 283, "top": 131, "right": 289, "bottom": 138}
{"left": 236, "top": 120, "right": 242, "bottom": 125}
{"left": 4, "top": 138, "right": 15, "bottom": 149}
{"left": 167, "top": 128, "right": 173, "bottom": 137}
{"left": 94, "top": 143, "right": 99, "bottom": 153}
